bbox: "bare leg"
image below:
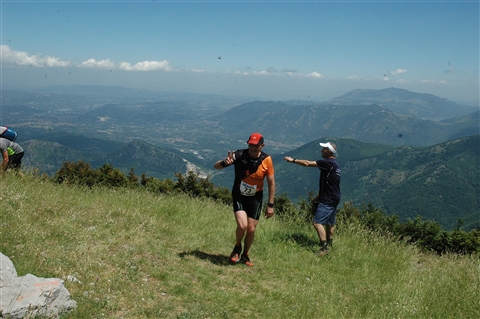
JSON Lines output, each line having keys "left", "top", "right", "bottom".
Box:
{"left": 234, "top": 210, "right": 248, "bottom": 245}
{"left": 313, "top": 222, "right": 327, "bottom": 242}
{"left": 243, "top": 217, "right": 259, "bottom": 253}
{"left": 326, "top": 225, "right": 335, "bottom": 240}
{"left": 314, "top": 222, "right": 330, "bottom": 255}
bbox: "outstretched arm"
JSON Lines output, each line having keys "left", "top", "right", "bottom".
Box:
{"left": 283, "top": 156, "right": 317, "bottom": 167}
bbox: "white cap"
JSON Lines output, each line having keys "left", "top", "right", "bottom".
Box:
{"left": 319, "top": 142, "right": 337, "bottom": 155}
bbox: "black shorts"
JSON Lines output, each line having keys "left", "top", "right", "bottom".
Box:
{"left": 232, "top": 190, "right": 264, "bottom": 220}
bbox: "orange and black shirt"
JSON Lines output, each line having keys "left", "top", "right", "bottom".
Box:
{"left": 232, "top": 149, "right": 274, "bottom": 196}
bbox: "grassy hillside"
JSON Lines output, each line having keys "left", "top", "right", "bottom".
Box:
{"left": 1, "top": 173, "right": 479, "bottom": 319}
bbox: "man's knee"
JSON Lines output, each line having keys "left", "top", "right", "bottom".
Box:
{"left": 247, "top": 224, "right": 257, "bottom": 234}
{"left": 236, "top": 222, "right": 248, "bottom": 231}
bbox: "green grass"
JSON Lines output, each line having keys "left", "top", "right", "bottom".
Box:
{"left": 1, "top": 172, "right": 479, "bottom": 319}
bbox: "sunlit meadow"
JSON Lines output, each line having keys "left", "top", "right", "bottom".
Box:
{"left": 1, "top": 172, "right": 479, "bottom": 318}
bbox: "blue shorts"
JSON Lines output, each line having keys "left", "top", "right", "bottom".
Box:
{"left": 313, "top": 203, "right": 337, "bottom": 225}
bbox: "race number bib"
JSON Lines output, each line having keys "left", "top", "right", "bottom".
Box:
{"left": 240, "top": 181, "right": 257, "bottom": 196}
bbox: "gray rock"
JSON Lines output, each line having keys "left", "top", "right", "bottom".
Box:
{"left": 0, "top": 252, "right": 17, "bottom": 286}
{"left": 0, "top": 253, "right": 77, "bottom": 318}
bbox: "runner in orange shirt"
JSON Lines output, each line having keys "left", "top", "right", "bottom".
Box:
{"left": 214, "top": 132, "right": 276, "bottom": 267}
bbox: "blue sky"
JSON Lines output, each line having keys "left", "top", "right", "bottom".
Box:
{"left": 1, "top": 0, "right": 478, "bottom": 103}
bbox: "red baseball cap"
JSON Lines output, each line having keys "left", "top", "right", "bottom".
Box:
{"left": 247, "top": 132, "right": 264, "bottom": 145}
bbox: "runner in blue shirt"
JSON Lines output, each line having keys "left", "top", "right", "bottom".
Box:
{"left": 284, "top": 142, "right": 341, "bottom": 256}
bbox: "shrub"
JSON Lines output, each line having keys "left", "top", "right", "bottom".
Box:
{"left": 97, "top": 163, "right": 128, "bottom": 188}
{"left": 274, "top": 192, "right": 316, "bottom": 224}
{"left": 141, "top": 173, "right": 176, "bottom": 194}
{"left": 54, "top": 161, "right": 129, "bottom": 188}
{"left": 174, "top": 171, "right": 231, "bottom": 205}
{"left": 337, "top": 202, "right": 480, "bottom": 255}
{"left": 54, "top": 160, "right": 99, "bottom": 187}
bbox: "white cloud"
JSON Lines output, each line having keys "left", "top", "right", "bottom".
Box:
{"left": 383, "top": 77, "right": 390, "bottom": 81}
{"left": 81, "top": 58, "right": 173, "bottom": 71}
{"left": 192, "top": 69, "right": 205, "bottom": 73}
{"left": 346, "top": 75, "right": 359, "bottom": 79}
{"left": 389, "top": 68, "right": 407, "bottom": 76}
{"left": 80, "top": 58, "right": 116, "bottom": 69}
{"left": 1, "top": 45, "right": 70, "bottom": 67}
{"left": 1, "top": 45, "right": 177, "bottom": 72}
{"left": 43, "top": 56, "right": 69, "bottom": 67}
{"left": 253, "top": 70, "right": 270, "bottom": 75}
{"left": 242, "top": 70, "right": 326, "bottom": 78}
{"left": 421, "top": 79, "right": 447, "bottom": 84}
{"left": 306, "top": 71, "right": 324, "bottom": 78}
{"left": 118, "top": 60, "right": 173, "bottom": 71}
{"left": 444, "top": 67, "right": 455, "bottom": 73}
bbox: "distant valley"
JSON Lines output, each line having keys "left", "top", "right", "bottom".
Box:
{"left": 2, "top": 85, "right": 479, "bottom": 230}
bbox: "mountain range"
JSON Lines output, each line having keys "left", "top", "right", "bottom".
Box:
{"left": 211, "top": 102, "right": 479, "bottom": 147}
{"left": 322, "top": 87, "right": 475, "bottom": 120}
{"left": 2, "top": 85, "right": 479, "bottom": 230}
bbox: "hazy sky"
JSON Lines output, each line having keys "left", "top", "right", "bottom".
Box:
{"left": 1, "top": 0, "right": 479, "bottom": 103}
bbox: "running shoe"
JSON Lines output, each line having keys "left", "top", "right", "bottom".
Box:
{"left": 317, "top": 248, "right": 329, "bottom": 256}
{"left": 326, "top": 239, "right": 333, "bottom": 247}
{"left": 229, "top": 244, "right": 242, "bottom": 263}
{"left": 240, "top": 253, "right": 253, "bottom": 267}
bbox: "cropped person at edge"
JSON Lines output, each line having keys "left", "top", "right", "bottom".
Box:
{"left": 0, "top": 138, "right": 24, "bottom": 174}
{"left": 214, "top": 132, "right": 276, "bottom": 267}
{"left": 284, "top": 142, "right": 341, "bottom": 256}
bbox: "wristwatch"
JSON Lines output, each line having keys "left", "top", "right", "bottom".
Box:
{"left": 267, "top": 203, "right": 275, "bottom": 208}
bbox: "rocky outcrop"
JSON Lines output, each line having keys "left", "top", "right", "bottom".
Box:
{"left": 0, "top": 252, "right": 77, "bottom": 318}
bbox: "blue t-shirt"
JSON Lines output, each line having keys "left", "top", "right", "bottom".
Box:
{"left": 315, "top": 158, "right": 341, "bottom": 207}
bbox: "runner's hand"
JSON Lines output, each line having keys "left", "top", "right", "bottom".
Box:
{"left": 266, "top": 206, "right": 274, "bottom": 219}
{"left": 224, "top": 150, "right": 234, "bottom": 166}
